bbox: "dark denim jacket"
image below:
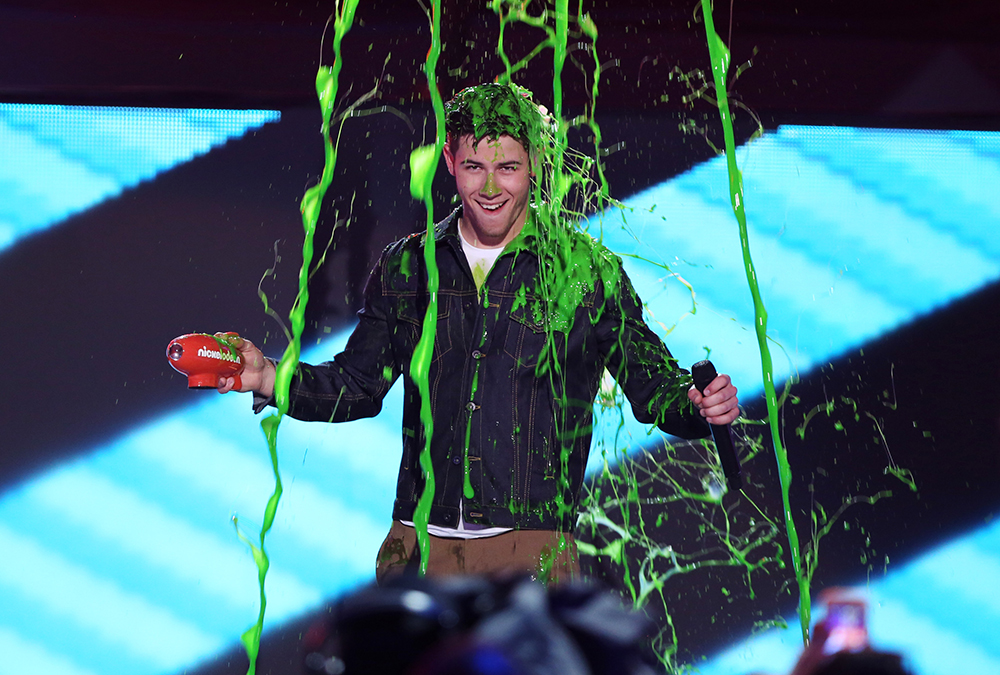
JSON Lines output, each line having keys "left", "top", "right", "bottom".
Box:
{"left": 272, "top": 209, "right": 709, "bottom": 531}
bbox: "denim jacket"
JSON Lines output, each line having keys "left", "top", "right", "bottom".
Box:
{"left": 270, "top": 209, "right": 710, "bottom": 531}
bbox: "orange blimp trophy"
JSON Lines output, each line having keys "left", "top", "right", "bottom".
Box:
{"left": 166, "top": 333, "right": 244, "bottom": 389}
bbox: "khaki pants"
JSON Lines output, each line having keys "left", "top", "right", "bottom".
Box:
{"left": 375, "top": 520, "right": 580, "bottom": 585}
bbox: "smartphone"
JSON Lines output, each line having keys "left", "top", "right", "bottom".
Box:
{"left": 821, "top": 597, "right": 868, "bottom": 654}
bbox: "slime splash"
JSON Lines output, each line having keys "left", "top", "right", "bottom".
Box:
{"left": 226, "top": 1, "right": 913, "bottom": 670}
{"left": 485, "top": 0, "right": 901, "bottom": 666}
{"left": 489, "top": 0, "right": 623, "bottom": 580}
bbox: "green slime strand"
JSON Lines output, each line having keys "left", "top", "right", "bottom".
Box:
{"left": 698, "top": 0, "right": 810, "bottom": 642}
{"left": 408, "top": 0, "right": 447, "bottom": 576}
{"left": 239, "top": 2, "right": 361, "bottom": 673}
{"left": 485, "top": 3, "right": 908, "bottom": 664}
{"left": 487, "top": 1, "right": 709, "bottom": 592}
{"left": 410, "top": 0, "right": 612, "bottom": 578}
{"left": 544, "top": 0, "right": 574, "bottom": 575}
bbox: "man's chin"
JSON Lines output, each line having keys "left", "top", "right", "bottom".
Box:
{"left": 466, "top": 220, "right": 516, "bottom": 243}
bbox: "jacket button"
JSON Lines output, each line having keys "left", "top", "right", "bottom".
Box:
{"left": 466, "top": 401, "right": 477, "bottom": 412}
{"left": 472, "top": 350, "right": 484, "bottom": 359}
{"left": 452, "top": 455, "right": 461, "bottom": 465}
{"left": 443, "top": 513, "right": 453, "bottom": 523}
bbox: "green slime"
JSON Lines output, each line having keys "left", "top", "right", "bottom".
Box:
{"left": 228, "top": 2, "right": 913, "bottom": 669}
{"left": 487, "top": 1, "right": 715, "bottom": 592}
{"left": 237, "top": 2, "right": 361, "bottom": 673}
{"left": 577, "top": 436, "right": 782, "bottom": 665}
{"left": 486, "top": 0, "right": 858, "bottom": 663}
{"left": 407, "top": 0, "right": 447, "bottom": 576}
{"left": 407, "top": 0, "right": 619, "bottom": 579}
{"left": 698, "top": 0, "right": 810, "bottom": 642}
{"left": 490, "top": 0, "right": 615, "bottom": 581}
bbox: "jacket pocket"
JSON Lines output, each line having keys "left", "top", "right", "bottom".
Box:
{"left": 503, "top": 296, "right": 551, "bottom": 369}
{"left": 394, "top": 294, "right": 453, "bottom": 363}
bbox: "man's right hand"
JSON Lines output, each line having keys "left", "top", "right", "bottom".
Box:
{"left": 215, "top": 333, "right": 275, "bottom": 397}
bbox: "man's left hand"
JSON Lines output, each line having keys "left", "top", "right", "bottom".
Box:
{"left": 688, "top": 373, "right": 739, "bottom": 425}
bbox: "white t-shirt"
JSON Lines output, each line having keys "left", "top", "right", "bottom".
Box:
{"left": 459, "top": 226, "right": 504, "bottom": 292}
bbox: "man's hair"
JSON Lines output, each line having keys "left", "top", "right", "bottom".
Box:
{"left": 444, "top": 82, "right": 549, "bottom": 151}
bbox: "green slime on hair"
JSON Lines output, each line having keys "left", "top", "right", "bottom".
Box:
{"left": 237, "top": 2, "right": 361, "bottom": 673}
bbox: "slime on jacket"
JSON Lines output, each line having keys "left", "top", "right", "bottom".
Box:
{"left": 166, "top": 333, "right": 244, "bottom": 389}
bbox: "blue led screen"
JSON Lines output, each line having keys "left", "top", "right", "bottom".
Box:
{"left": 3, "top": 105, "right": 1000, "bottom": 675}
{"left": 0, "top": 103, "right": 280, "bottom": 251}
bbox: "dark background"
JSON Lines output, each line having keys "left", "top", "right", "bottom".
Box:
{"left": 2, "top": 0, "right": 999, "bottom": 672}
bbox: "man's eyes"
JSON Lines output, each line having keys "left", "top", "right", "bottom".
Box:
{"left": 461, "top": 164, "right": 520, "bottom": 172}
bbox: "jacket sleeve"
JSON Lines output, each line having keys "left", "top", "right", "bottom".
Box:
{"left": 253, "top": 245, "right": 401, "bottom": 422}
{"left": 596, "top": 264, "right": 711, "bottom": 440}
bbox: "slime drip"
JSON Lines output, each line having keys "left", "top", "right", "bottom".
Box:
{"left": 407, "top": 0, "right": 447, "bottom": 576}
{"left": 698, "top": 0, "right": 809, "bottom": 641}
{"left": 239, "top": 2, "right": 361, "bottom": 673}
{"left": 488, "top": 1, "right": 710, "bottom": 594}
{"left": 490, "top": 0, "right": 608, "bottom": 581}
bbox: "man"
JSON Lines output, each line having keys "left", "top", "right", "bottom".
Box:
{"left": 218, "top": 82, "right": 739, "bottom": 583}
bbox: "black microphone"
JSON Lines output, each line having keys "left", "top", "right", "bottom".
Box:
{"left": 692, "top": 360, "right": 743, "bottom": 493}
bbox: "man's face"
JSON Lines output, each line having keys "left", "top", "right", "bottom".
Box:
{"left": 443, "top": 133, "right": 532, "bottom": 248}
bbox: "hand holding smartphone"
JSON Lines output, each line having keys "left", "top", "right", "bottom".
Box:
{"left": 819, "top": 592, "right": 868, "bottom": 655}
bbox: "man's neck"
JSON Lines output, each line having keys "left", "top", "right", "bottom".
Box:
{"left": 457, "top": 216, "right": 525, "bottom": 249}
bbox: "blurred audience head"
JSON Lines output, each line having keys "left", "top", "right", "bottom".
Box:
{"left": 301, "top": 574, "right": 658, "bottom": 675}
{"left": 810, "top": 650, "right": 913, "bottom": 675}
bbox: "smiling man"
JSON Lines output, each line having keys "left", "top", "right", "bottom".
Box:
{"left": 444, "top": 133, "right": 531, "bottom": 249}
{"left": 219, "top": 82, "right": 739, "bottom": 584}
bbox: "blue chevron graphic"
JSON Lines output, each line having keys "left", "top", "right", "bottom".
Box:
{"left": 2, "top": 124, "right": 1000, "bottom": 675}
{"left": 0, "top": 103, "right": 280, "bottom": 250}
